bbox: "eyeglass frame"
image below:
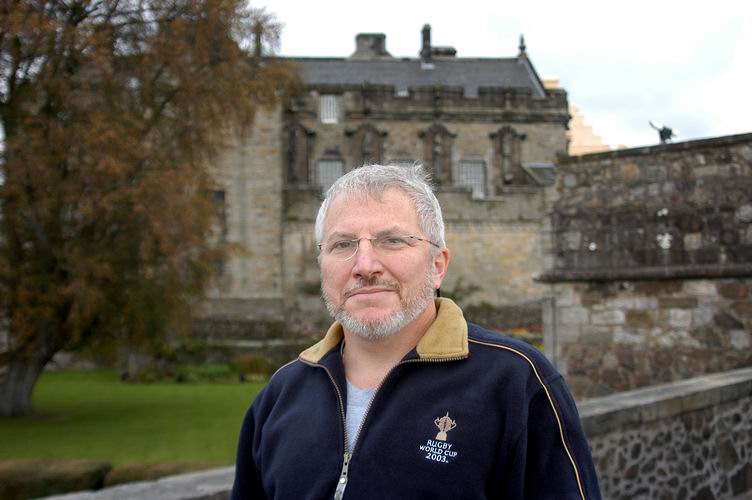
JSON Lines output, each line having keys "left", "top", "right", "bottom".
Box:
{"left": 317, "top": 234, "right": 441, "bottom": 261}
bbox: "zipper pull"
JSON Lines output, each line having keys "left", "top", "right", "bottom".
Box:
{"left": 333, "top": 452, "right": 351, "bottom": 500}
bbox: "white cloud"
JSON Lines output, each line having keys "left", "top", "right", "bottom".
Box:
{"left": 261, "top": 0, "right": 752, "bottom": 148}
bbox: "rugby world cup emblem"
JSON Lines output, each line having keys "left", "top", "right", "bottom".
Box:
{"left": 434, "top": 412, "right": 457, "bottom": 441}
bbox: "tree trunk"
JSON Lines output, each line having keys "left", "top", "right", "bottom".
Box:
{"left": 0, "top": 355, "right": 50, "bottom": 417}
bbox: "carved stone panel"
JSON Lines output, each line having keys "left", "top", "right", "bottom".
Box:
{"left": 419, "top": 123, "right": 456, "bottom": 185}
{"left": 490, "top": 126, "right": 528, "bottom": 191}
{"left": 282, "top": 122, "right": 316, "bottom": 184}
{"left": 345, "top": 123, "right": 387, "bottom": 167}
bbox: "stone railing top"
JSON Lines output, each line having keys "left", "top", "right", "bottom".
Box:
{"left": 578, "top": 366, "right": 752, "bottom": 437}
{"left": 561, "top": 131, "right": 752, "bottom": 162}
{"left": 538, "top": 263, "right": 752, "bottom": 283}
{"left": 39, "top": 466, "right": 234, "bottom": 500}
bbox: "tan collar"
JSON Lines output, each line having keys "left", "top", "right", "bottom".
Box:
{"left": 299, "top": 297, "right": 469, "bottom": 363}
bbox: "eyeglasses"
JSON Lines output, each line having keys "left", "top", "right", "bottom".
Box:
{"left": 318, "top": 234, "right": 440, "bottom": 261}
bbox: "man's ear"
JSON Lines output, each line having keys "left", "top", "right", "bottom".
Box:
{"left": 432, "top": 247, "right": 450, "bottom": 290}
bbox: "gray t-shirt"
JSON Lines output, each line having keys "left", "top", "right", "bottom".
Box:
{"left": 345, "top": 379, "right": 376, "bottom": 452}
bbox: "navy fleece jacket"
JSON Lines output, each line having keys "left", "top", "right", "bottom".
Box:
{"left": 231, "top": 298, "right": 601, "bottom": 499}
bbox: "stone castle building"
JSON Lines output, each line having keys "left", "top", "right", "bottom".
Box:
{"left": 202, "top": 25, "right": 752, "bottom": 401}
{"left": 203, "top": 25, "right": 569, "bottom": 341}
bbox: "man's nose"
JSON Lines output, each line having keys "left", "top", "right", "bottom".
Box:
{"left": 351, "top": 239, "right": 384, "bottom": 277}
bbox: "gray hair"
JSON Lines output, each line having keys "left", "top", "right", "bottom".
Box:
{"left": 314, "top": 164, "right": 446, "bottom": 251}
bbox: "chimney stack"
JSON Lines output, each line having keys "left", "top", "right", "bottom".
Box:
{"left": 351, "top": 33, "right": 391, "bottom": 58}
{"left": 420, "top": 24, "right": 432, "bottom": 63}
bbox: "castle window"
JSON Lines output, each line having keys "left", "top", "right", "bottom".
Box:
{"left": 456, "top": 161, "right": 487, "bottom": 197}
{"left": 317, "top": 159, "right": 344, "bottom": 192}
{"left": 320, "top": 95, "right": 341, "bottom": 124}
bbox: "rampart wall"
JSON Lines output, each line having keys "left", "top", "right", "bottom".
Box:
{"left": 542, "top": 134, "right": 752, "bottom": 398}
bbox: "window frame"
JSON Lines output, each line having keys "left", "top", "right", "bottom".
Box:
{"left": 456, "top": 159, "right": 488, "bottom": 198}
{"left": 319, "top": 94, "right": 341, "bottom": 124}
{"left": 317, "top": 158, "right": 345, "bottom": 192}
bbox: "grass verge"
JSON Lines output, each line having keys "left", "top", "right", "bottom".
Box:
{"left": 0, "top": 370, "right": 265, "bottom": 466}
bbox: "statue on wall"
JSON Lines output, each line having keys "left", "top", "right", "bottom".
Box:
{"left": 649, "top": 120, "right": 677, "bottom": 144}
{"left": 490, "top": 125, "right": 527, "bottom": 191}
{"left": 419, "top": 123, "right": 456, "bottom": 185}
{"left": 345, "top": 123, "right": 387, "bottom": 167}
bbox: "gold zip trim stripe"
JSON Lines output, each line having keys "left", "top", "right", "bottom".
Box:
{"left": 468, "top": 339, "right": 587, "bottom": 500}
{"left": 269, "top": 358, "right": 299, "bottom": 378}
{"left": 299, "top": 359, "right": 350, "bottom": 446}
{"left": 299, "top": 359, "right": 353, "bottom": 499}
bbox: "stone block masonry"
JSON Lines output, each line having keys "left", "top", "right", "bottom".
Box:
{"left": 546, "top": 133, "right": 752, "bottom": 278}
{"left": 542, "top": 133, "right": 752, "bottom": 398}
{"left": 203, "top": 107, "right": 285, "bottom": 320}
{"left": 580, "top": 367, "right": 752, "bottom": 500}
{"left": 552, "top": 278, "right": 752, "bottom": 398}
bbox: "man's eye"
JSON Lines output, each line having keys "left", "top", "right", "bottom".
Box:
{"left": 330, "top": 240, "right": 355, "bottom": 251}
{"left": 380, "top": 236, "right": 408, "bottom": 246}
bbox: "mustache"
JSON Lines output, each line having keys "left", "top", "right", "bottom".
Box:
{"left": 343, "top": 277, "right": 400, "bottom": 298}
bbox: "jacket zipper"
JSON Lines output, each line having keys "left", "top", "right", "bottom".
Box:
{"left": 302, "top": 354, "right": 467, "bottom": 499}
{"left": 333, "top": 451, "right": 351, "bottom": 500}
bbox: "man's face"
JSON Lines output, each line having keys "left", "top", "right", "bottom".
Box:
{"left": 319, "top": 188, "right": 448, "bottom": 340}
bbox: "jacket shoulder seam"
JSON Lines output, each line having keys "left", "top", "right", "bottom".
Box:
{"left": 268, "top": 358, "right": 302, "bottom": 381}
{"left": 467, "top": 338, "right": 588, "bottom": 500}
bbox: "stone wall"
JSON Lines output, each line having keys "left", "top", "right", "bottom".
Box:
{"left": 549, "top": 279, "right": 752, "bottom": 398}
{"left": 545, "top": 134, "right": 752, "bottom": 275}
{"left": 542, "top": 133, "right": 752, "bottom": 398}
{"left": 203, "top": 107, "right": 285, "bottom": 320}
{"left": 580, "top": 367, "right": 752, "bottom": 500}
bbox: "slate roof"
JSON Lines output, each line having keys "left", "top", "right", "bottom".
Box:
{"left": 287, "top": 57, "right": 547, "bottom": 98}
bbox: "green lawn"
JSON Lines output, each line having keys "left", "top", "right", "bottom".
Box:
{"left": 0, "top": 370, "right": 265, "bottom": 466}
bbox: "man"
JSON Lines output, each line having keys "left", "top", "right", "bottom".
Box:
{"left": 231, "top": 164, "right": 601, "bottom": 499}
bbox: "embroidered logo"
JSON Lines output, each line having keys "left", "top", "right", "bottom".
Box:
{"left": 419, "top": 412, "right": 458, "bottom": 464}
{"left": 434, "top": 412, "right": 456, "bottom": 441}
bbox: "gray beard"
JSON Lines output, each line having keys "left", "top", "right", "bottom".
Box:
{"left": 322, "top": 271, "right": 436, "bottom": 341}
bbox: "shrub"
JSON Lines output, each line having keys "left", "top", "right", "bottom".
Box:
{"left": 0, "top": 459, "right": 112, "bottom": 500}
{"left": 104, "top": 462, "right": 217, "bottom": 487}
{"left": 174, "top": 363, "right": 234, "bottom": 383}
{"left": 231, "top": 353, "right": 273, "bottom": 380}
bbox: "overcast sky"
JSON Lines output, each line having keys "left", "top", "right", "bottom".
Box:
{"left": 259, "top": 0, "right": 752, "bottom": 149}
